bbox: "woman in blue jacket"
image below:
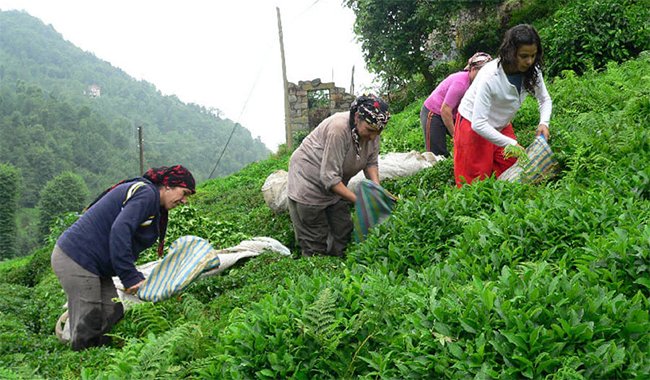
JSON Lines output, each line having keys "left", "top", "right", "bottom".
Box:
{"left": 51, "top": 165, "right": 195, "bottom": 350}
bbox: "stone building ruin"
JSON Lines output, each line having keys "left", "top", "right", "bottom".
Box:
{"left": 287, "top": 78, "right": 356, "bottom": 133}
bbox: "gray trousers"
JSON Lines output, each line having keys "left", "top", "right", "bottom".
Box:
{"left": 420, "top": 105, "right": 450, "bottom": 157}
{"left": 51, "top": 245, "right": 124, "bottom": 351}
{"left": 288, "top": 198, "right": 353, "bottom": 257}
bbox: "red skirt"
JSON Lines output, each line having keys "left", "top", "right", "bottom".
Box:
{"left": 453, "top": 115, "right": 517, "bottom": 187}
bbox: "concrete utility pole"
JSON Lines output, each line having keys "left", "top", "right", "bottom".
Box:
{"left": 137, "top": 125, "right": 144, "bottom": 174}
{"left": 350, "top": 65, "right": 355, "bottom": 95}
{"left": 277, "top": 7, "right": 292, "bottom": 150}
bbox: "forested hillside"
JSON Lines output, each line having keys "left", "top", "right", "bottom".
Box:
{"left": 0, "top": 10, "right": 270, "bottom": 207}
{"left": 0, "top": 0, "right": 648, "bottom": 378}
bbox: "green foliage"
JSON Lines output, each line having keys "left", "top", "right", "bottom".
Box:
{"left": 300, "top": 287, "right": 340, "bottom": 349}
{"left": 504, "top": 144, "right": 530, "bottom": 165}
{"left": 380, "top": 99, "right": 424, "bottom": 153}
{"left": 15, "top": 207, "right": 40, "bottom": 256}
{"left": 291, "top": 129, "right": 310, "bottom": 148}
{"left": 0, "top": 163, "right": 20, "bottom": 259}
{"left": 344, "top": 0, "right": 466, "bottom": 90}
{"left": 1, "top": 245, "right": 55, "bottom": 287}
{"left": 37, "top": 171, "right": 88, "bottom": 239}
{"left": 193, "top": 151, "right": 295, "bottom": 251}
{"left": 540, "top": 0, "right": 650, "bottom": 78}
{"left": 456, "top": 9, "right": 502, "bottom": 60}
{"left": 0, "top": 9, "right": 649, "bottom": 380}
{"left": 307, "top": 89, "right": 330, "bottom": 109}
{"left": 506, "top": 0, "right": 571, "bottom": 28}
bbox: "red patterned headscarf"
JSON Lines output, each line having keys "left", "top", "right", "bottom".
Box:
{"left": 143, "top": 165, "right": 195, "bottom": 256}
{"left": 143, "top": 165, "right": 196, "bottom": 194}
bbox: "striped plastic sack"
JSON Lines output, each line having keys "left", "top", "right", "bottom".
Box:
{"left": 137, "top": 235, "right": 219, "bottom": 302}
{"left": 353, "top": 179, "right": 397, "bottom": 242}
{"left": 498, "top": 135, "right": 558, "bottom": 184}
{"left": 113, "top": 236, "right": 290, "bottom": 303}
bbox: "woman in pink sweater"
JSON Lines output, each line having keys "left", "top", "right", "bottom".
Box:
{"left": 420, "top": 52, "right": 492, "bottom": 157}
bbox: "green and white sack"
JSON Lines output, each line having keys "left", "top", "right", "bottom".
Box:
{"left": 499, "top": 135, "right": 558, "bottom": 184}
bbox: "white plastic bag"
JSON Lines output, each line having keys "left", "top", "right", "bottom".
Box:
{"left": 261, "top": 170, "right": 288, "bottom": 213}
{"left": 348, "top": 151, "right": 442, "bottom": 192}
{"left": 261, "top": 152, "right": 442, "bottom": 213}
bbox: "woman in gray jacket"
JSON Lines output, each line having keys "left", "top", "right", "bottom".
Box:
{"left": 287, "top": 94, "right": 390, "bottom": 257}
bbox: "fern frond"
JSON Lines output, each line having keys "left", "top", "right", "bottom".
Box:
{"left": 180, "top": 293, "right": 206, "bottom": 321}
{"left": 302, "top": 288, "right": 339, "bottom": 347}
{"left": 103, "top": 323, "right": 202, "bottom": 379}
{"left": 128, "top": 302, "right": 173, "bottom": 336}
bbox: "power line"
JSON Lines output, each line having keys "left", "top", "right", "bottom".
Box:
{"left": 206, "top": 2, "right": 322, "bottom": 179}
{"left": 207, "top": 54, "right": 268, "bottom": 179}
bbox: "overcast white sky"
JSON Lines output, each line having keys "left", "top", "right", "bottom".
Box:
{"left": 0, "top": 0, "right": 377, "bottom": 151}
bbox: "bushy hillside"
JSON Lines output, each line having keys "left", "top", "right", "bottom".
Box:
{"left": 0, "top": 52, "right": 647, "bottom": 379}
{"left": 0, "top": 10, "right": 270, "bottom": 206}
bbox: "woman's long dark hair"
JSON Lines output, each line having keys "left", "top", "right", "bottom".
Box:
{"left": 498, "top": 24, "right": 544, "bottom": 93}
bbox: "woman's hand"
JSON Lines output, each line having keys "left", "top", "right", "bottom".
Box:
{"left": 536, "top": 124, "right": 550, "bottom": 140}
{"left": 125, "top": 280, "right": 145, "bottom": 295}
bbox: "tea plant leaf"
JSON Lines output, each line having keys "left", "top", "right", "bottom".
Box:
{"left": 504, "top": 144, "right": 530, "bottom": 165}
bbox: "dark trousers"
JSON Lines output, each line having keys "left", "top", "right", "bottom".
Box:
{"left": 287, "top": 198, "right": 353, "bottom": 257}
{"left": 420, "top": 105, "right": 450, "bottom": 157}
{"left": 51, "top": 246, "right": 124, "bottom": 351}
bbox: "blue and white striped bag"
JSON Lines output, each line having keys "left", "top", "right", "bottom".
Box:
{"left": 137, "top": 236, "right": 220, "bottom": 302}
{"left": 499, "top": 135, "right": 559, "bottom": 184}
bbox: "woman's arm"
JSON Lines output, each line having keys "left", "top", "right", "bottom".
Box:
{"left": 440, "top": 103, "right": 455, "bottom": 136}
{"left": 330, "top": 182, "right": 356, "bottom": 203}
{"left": 109, "top": 188, "right": 154, "bottom": 288}
{"left": 319, "top": 127, "right": 349, "bottom": 190}
{"left": 534, "top": 71, "right": 552, "bottom": 140}
{"left": 364, "top": 165, "right": 380, "bottom": 184}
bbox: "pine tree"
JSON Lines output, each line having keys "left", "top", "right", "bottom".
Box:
{"left": 0, "top": 163, "right": 20, "bottom": 258}
{"left": 37, "top": 171, "right": 89, "bottom": 239}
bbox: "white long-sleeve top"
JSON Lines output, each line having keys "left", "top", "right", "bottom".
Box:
{"left": 458, "top": 59, "right": 552, "bottom": 147}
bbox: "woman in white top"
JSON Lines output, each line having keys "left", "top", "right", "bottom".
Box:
{"left": 454, "top": 24, "right": 552, "bottom": 187}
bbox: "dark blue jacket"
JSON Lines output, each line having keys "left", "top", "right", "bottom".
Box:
{"left": 57, "top": 179, "right": 161, "bottom": 288}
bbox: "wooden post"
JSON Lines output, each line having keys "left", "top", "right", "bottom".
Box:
{"left": 137, "top": 125, "right": 144, "bottom": 174}
{"left": 277, "top": 7, "right": 292, "bottom": 150}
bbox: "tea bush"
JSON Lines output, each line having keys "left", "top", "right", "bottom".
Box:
{"left": 540, "top": 0, "right": 650, "bottom": 78}
{"left": 0, "top": 54, "right": 648, "bottom": 379}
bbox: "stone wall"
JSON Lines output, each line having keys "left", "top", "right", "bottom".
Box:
{"left": 288, "top": 78, "right": 356, "bottom": 132}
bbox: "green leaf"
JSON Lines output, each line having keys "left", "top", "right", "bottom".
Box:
{"left": 258, "top": 369, "right": 275, "bottom": 378}
{"left": 501, "top": 331, "right": 528, "bottom": 351}
{"left": 633, "top": 277, "right": 650, "bottom": 289}
{"left": 481, "top": 287, "right": 496, "bottom": 311}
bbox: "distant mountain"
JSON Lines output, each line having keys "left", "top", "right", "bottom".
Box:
{"left": 0, "top": 10, "right": 270, "bottom": 206}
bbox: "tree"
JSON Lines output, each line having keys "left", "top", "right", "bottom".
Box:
{"left": 37, "top": 171, "right": 89, "bottom": 239}
{"left": 0, "top": 163, "right": 20, "bottom": 259}
{"left": 344, "top": 0, "right": 450, "bottom": 90}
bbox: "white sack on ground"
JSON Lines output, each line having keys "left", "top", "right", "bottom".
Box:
{"left": 348, "top": 151, "right": 442, "bottom": 192}
{"left": 261, "top": 170, "right": 288, "bottom": 214}
{"left": 261, "top": 151, "right": 443, "bottom": 214}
